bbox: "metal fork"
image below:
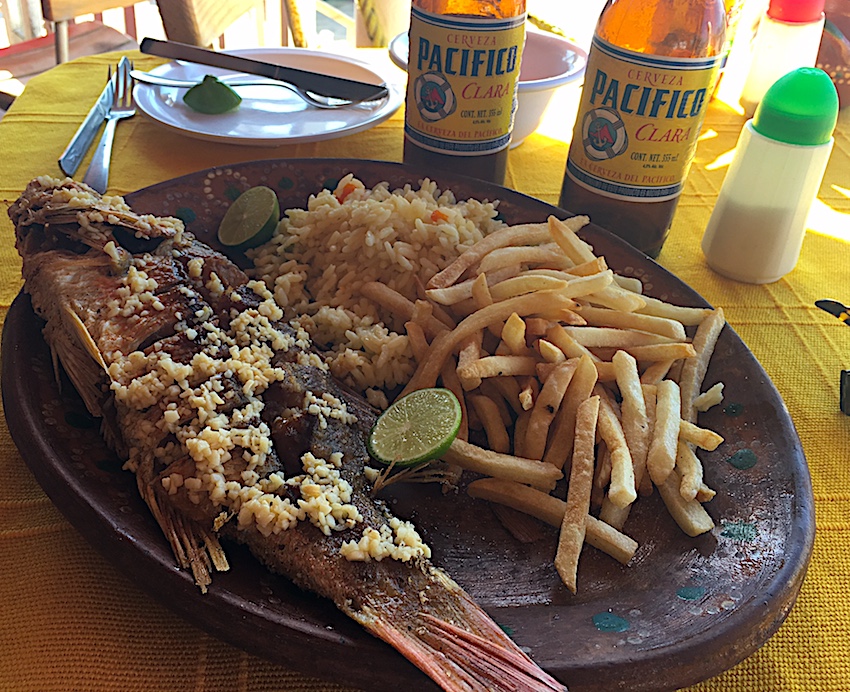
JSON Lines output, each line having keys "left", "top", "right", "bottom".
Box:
{"left": 82, "top": 59, "right": 136, "bottom": 193}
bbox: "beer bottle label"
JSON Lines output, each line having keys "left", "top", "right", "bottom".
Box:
{"left": 404, "top": 7, "right": 525, "bottom": 157}
{"left": 565, "top": 36, "right": 723, "bottom": 202}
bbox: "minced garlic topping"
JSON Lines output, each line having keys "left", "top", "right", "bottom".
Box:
{"left": 340, "top": 517, "right": 431, "bottom": 563}
{"left": 102, "top": 253, "right": 428, "bottom": 562}
{"left": 105, "top": 263, "right": 164, "bottom": 319}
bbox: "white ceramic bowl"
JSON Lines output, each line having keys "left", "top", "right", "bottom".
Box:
{"left": 389, "top": 28, "right": 587, "bottom": 147}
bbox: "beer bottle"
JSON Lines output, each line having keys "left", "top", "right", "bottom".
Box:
{"left": 403, "top": 0, "right": 527, "bottom": 185}
{"left": 559, "top": 0, "right": 726, "bottom": 257}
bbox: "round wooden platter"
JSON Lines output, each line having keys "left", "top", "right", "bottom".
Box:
{"left": 1, "top": 159, "right": 815, "bottom": 691}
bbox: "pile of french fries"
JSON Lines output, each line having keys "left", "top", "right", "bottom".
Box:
{"left": 361, "top": 215, "right": 726, "bottom": 594}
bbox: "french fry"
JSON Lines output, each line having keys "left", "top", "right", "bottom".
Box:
{"left": 518, "top": 377, "right": 538, "bottom": 411}
{"left": 547, "top": 215, "right": 595, "bottom": 264}
{"left": 560, "top": 325, "right": 676, "bottom": 348}
{"left": 612, "top": 274, "right": 644, "bottom": 294}
{"left": 501, "top": 313, "right": 527, "bottom": 355}
{"left": 478, "top": 379, "right": 514, "bottom": 427}
{"left": 361, "top": 281, "right": 448, "bottom": 337}
{"left": 537, "top": 338, "right": 566, "bottom": 364}
{"left": 584, "top": 284, "right": 647, "bottom": 312}
{"left": 679, "top": 420, "right": 724, "bottom": 451}
{"left": 535, "top": 307, "right": 586, "bottom": 326}
{"left": 469, "top": 394, "right": 511, "bottom": 454}
{"left": 563, "top": 257, "right": 608, "bottom": 277}
{"left": 657, "top": 469, "right": 715, "bottom": 536}
{"left": 525, "top": 268, "right": 615, "bottom": 299}
{"left": 578, "top": 305, "right": 686, "bottom": 340}
{"left": 443, "top": 438, "right": 562, "bottom": 491}
{"left": 594, "top": 386, "right": 637, "bottom": 509}
{"left": 543, "top": 354, "right": 599, "bottom": 470}
{"left": 525, "top": 317, "right": 555, "bottom": 338}
{"left": 592, "top": 443, "right": 612, "bottom": 511}
{"left": 636, "top": 295, "right": 712, "bottom": 326}
{"left": 696, "top": 482, "right": 717, "bottom": 503}
{"left": 466, "top": 477, "right": 638, "bottom": 565}
{"left": 693, "top": 382, "right": 724, "bottom": 412}
{"left": 411, "top": 299, "right": 436, "bottom": 330}
{"left": 679, "top": 308, "right": 726, "bottom": 423}
{"left": 555, "top": 395, "right": 600, "bottom": 592}
{"left": 524, "top": 360, "right": 578, "bottom": 460}
{"left": 493, "top": 376, "right": 524, "bottom": 415}
{"left": 470, "top": 271, "right": 493, "bottom": 309}
{"left": 478, "top": 243, "right": 572, "bottom": 274}
{"left": 427, "top": 223, "right": 552, "bottom": 289}
{"left": 489, "top": 274, "right": 569, "bottom": 302}
{"left": 426, "top": 266, "right": 517, "bottom": 306}
{"left": 610, "top": 342, "right": 697, "bottom": 362}
{"left": 646, "top": 379, "right": 681, "bottom": 486}
{"left": 537, "top": 358, "right": 616, "bottom": 385}
{"left": 405, "top": 321, "right": 429, "bottom": 362}
{"left": 456, "top": 330, "right": 483, "bottom": 391}
{"left": 400, "top": 290, "right": 577, "bottom": 396}
{"left": 640, "top": 359, "right": 675, "bottom": 385}
{"left": 457, "top": 355, "right": 538, "bottom": 384}
{"left": 639, "top": 383, "right": 657, "bottom": 496}
{"left": 414, "top": 279, "right": 457, "bottom": 330}
{"left": 676, "top": 440, "right": 703, "bottom": 501}
{"left": 613, "top": 350, "right": 650, "bottom": 493}
{"left": 440, "top": 354, "right": 469, "bottom": 441}
{"left": 546, "top": 323, "right": 596, "bottom": 361}
{"left": 667, "top": 359, "right": 685, "bottom": 383}
{"left": 513, "top": 408, "right": 531, "bottom": 457}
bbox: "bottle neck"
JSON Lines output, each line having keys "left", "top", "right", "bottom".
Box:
{"left": 411, "top": 0, "right": 526, "bottom": 19}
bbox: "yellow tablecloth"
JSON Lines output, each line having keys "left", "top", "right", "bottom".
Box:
{"left": 1, "top": 50, "right": 848, "bottom": 692}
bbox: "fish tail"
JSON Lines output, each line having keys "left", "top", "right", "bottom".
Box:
{"left": 362, "top": 576, "right": 566, "bottom": 692}
{"left": 369, "top": 613, "right": 566, "bottom": 692}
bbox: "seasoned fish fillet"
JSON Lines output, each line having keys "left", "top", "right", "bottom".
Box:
{"left": 10, "top": 176, "right": 567, "bottom": 692}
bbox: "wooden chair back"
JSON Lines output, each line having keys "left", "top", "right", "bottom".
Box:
{"left": 40, "top": 0, "right": 141, "bottom": 62}
{"left": 157, "top": 0, "right": 266, "bottom": 49}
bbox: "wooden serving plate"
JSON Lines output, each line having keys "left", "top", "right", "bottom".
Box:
{"left": 1, "top": 159, "right": 815, "bottom": 691}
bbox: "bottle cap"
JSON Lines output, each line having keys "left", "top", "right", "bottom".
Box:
{"left": 767, "top": 0, "right": 825, "bottom": 23}
{"left": 752, "top": 67, "right": 839, "bottom": 145}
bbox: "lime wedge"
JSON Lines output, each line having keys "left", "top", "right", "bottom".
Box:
{"left": 183, "top": 75, "right": 242, "bottom": 114}
{"left": 367, "top": 388, "right": 462, "bottom": 467}
{"left": 217, "top": 186, "right": 280, "bottom": 250}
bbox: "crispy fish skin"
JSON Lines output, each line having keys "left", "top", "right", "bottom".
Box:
{"left": 10, "top": 177, "right": 567, "bottom": 692}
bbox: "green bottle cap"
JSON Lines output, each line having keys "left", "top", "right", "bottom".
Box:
{"left": 752, "top": 67, "right": 839, "bottom": 145}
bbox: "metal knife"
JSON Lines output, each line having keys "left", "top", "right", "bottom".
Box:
{"left": 815, "top": 299, "right": 850, "bottom": 324}
{"left": 139, "top": 38, "right": 388, "bottom": 102}
{"left": 58, "top": 57, "right": 126, "bottom": 176}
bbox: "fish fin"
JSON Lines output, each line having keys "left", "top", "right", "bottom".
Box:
{"left": 64, "top": 305, "right": 110, "bottom": 375}
{"left": 137, "top": 474, "right": 229, "bottom": 593}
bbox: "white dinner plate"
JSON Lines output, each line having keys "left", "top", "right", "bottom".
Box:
{"left": 134, "top": 48, "right": 404, "bottom": 147}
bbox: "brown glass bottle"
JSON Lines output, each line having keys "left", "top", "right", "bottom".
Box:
{"left": 559, "top": 0, "right": 726, "bottom": 257}
{"left": 403, "top": 0, "right": 526, "bottom": 185}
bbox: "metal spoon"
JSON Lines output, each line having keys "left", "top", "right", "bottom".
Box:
{"left": 130, "top": 70, "right": 381, "bottom": 110}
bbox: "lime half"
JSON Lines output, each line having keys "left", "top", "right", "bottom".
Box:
{"left": 217, "top": 186, "right": 280, "bottom": 250}
{"left": 367, "top": 388, "right": 462, "bottom": 467}
{"left": 183, "top": 75, "right": 242, "bottom": 114}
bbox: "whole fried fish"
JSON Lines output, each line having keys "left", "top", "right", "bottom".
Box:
{"left": 10, "top": 176, "right": 567, "bottom": 692}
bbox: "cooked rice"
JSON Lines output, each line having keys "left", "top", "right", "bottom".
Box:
{"left": 249, "top": 174, "right": 505, "bottom": 402}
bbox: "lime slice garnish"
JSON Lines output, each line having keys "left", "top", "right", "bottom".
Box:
{"left": 183, "top": 75, "right": 242, "bottom": 114}
{"left": 367, "top": 388, "right": 462, "bottom": 467}
{"left": 217, "top": 186, "right": 280, "bottom": 250}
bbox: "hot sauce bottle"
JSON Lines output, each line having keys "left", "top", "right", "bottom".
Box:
{"left": 559, "top": 0, "right": 726, "bottom": 257}
{"left": 402, "top": 0, "right": 527, "bottom": 185}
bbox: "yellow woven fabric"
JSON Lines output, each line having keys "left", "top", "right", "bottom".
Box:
{"left": 1, "top": 50, "right": 849, "bottom": 691}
